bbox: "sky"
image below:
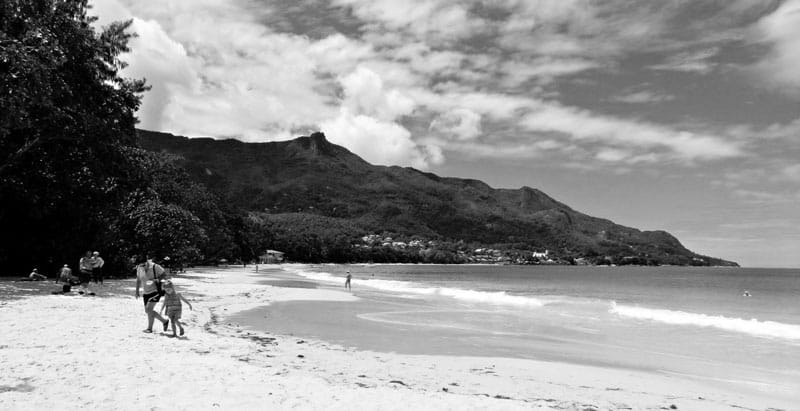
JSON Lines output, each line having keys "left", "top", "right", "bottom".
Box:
{"left": 90, "top": 0, "right": 800, "bottom": 268}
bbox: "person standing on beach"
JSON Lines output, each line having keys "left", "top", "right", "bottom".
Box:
{"left": 134, "top": 256, "right": 169, "bottom": 333}
{"left": 345, "top": 271, "right": 352, "bottom": 290}
{"left": 91, "top": 251, "right": 105, "bottom": 284}
{"left": 79, "top": 251, "right": 93, "bottom": 290}
{"left": 159, "top": 280, "right": 192, "bottom": 337}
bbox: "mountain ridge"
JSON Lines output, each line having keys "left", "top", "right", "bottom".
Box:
{"left": 138, "top": 129, "right": 738, "bottom": 266}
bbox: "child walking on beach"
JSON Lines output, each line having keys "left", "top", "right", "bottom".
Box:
{"left": 159, "top": 280, "right": 193, "bottom": 337}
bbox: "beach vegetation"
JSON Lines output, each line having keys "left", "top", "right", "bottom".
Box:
{"left": 0, "top": 1, "right": 254, "bottom": 275}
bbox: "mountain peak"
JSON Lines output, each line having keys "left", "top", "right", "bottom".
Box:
{"left": 309, "top": 131, "right": 327, "bottom": 143}
{"left": 287, "top": 131, "right": 345, "bottom": 158}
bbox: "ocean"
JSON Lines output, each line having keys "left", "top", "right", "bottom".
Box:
{"left": 236, "top": 264, "right": 800, "bottom": 401}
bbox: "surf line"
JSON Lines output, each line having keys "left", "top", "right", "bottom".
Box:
{"left": 609, "top": 302, "right": 800, "bottom": 341}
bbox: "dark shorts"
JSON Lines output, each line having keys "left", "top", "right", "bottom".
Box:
{"left": 143, "top": 292, "right": 160, "bottom": 306}
{"left": 92, "top": 267, "right": 103, "bottom": 282}
{"left": 79, "top": 270, "right": 92, "bottom": 285}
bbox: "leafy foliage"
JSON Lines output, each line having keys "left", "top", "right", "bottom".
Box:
{"left": 0, "top": 2, "right": 264, "bottom": 276}
{"left": 114, "top": 147, "right": 245, "bottom": 263}
{"left": 1, "top": 0, "right": 149, "bottom": 274}
{"left": 110, "top": 189, "right": 206, "bottom": 266}
{"left": 248, "top": 213, "right": 363, "bottom": 263}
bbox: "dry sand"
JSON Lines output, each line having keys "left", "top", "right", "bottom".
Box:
{"left": 0, "top": 267, "right": 789, "bottom": 410}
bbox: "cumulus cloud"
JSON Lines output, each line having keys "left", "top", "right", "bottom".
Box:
{"left": 339, "top": 66, "right": 415, "bottom": 121}
{"left": 497, "top": 57, "right": 600, "bottom": 87}
{"left": 89, "top": 0, "right": 779, "bottom": 172}
{"left": 648, "top": 48, "right": 720, "bottom": 74}
{"left": 782, "top": 164, "right": 800, "bottom": 181}
{"left": 596, "top": 148, "right": 632, "bottom": 163}
{"left": 118, "top": 18, "right": 199, "bottom": 131}
{"left": 751, "top": 0, "right": 800, "bottom": 95}
{"left": 732, "top": 188, "right": 800, "bottom": 204}
{"left": 319, "top": 66, "right": 443, "bottom": 168}
{"left": 321, "top": 109, "right": 431, "bottom": 168}
{"left": 429, "top": 108, "right": 482, "bottom": 140}
{"left": 332, "top": 0, "right": 484, "bottom": 42}
{"left": 91, "top": 0, "right": 342, "bottom": 140}
{"left": 609, "top": 90, "right": 676, "bottom": 104}
{"left": 519, "top": 102, "right": 743, "bottom": 162}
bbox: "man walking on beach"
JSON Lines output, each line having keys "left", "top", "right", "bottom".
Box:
{"left": 345, "top": 271, "right": 352, "bottom": 290}
{"left": 134, "top": 256, "right": 169, "bottom": 333}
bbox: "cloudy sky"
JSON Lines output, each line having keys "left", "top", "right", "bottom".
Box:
{"left": 91, "top": 0, "right": 800, "bottom": 267}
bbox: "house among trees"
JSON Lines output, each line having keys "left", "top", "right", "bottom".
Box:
{"left": 259, "top": 250, "right": 285, "bottom": 264}
{"left": 532, "top": 250, "right": 549, "bottom": 259}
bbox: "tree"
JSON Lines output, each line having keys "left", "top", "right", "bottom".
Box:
{"left": 110, "top": 189, "right": 207, "bottom": 267}
{"left": 1, "top": 0, "right": 147, "bottom": 274}
{"left": 116, "top": 146, "right": 243, "bottom": 265}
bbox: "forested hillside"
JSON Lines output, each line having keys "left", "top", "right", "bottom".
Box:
{"left": 139, "top": 130, "right": 738, "bottom": 267}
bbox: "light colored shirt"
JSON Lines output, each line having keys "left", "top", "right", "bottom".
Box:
{"left": 59, "top": 267, "right": 72, "bottom": 281}
{"left": 92, "top": 256, "right": 104, "bottom": 268}
{"left": 79, "top": 257, "right": 93, "bottom": 272}
{"left": 136, "top": 262, "right": 165, "bottom": 294}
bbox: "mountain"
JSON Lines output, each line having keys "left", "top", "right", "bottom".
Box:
{"left": 138, "top": 129, "right": 738, "bottom": 266}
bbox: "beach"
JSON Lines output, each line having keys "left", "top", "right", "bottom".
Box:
{"left": 0, "top": 266, "right": 794, "bottom": 410}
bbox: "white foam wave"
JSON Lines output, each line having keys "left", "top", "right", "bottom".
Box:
{"left": 285, "top": 266, "right": 545, "bottom": 308}
{"left": 610, "top": 302, "right": 800, "bottom": 341}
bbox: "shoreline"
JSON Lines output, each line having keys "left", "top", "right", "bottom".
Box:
{"left": 1, "top": 266, "right": 791, "bottom": 410}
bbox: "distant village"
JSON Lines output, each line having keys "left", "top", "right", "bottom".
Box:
{"left": 253, "top": 234, "right": 721, "bottom": 267}
{"left": 355, "top": 234, "right": 576, "bottom": 265}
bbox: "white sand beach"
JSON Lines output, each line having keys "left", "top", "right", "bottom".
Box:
{"left": 0, "top": 267, "right": 791, "bottom": 410}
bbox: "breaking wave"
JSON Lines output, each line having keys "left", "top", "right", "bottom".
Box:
{"left": 610, "top": 302, "right": 800, "bottom": 341}
{"left": 285, "top": 266, "right": 545, "bottom": 308}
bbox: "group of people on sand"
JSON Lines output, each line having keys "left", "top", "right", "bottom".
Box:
{"left": 133, "top": 255, "right": 192, "bottom": 338}
{"left": 29, "top": 251, "right": 105, "bottom": 294}
{"left": 27, "top": 251, "right": 194, "bottom": 338}
{"left": 77, "top": 251, "right": 105, "bottom": 285}
{"left": 59, "top": 251, "right": 104, "bottom": 295}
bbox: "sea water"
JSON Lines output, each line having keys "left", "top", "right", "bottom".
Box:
{"left": 244, "top": 264, "right": 800, "bottom": 400}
